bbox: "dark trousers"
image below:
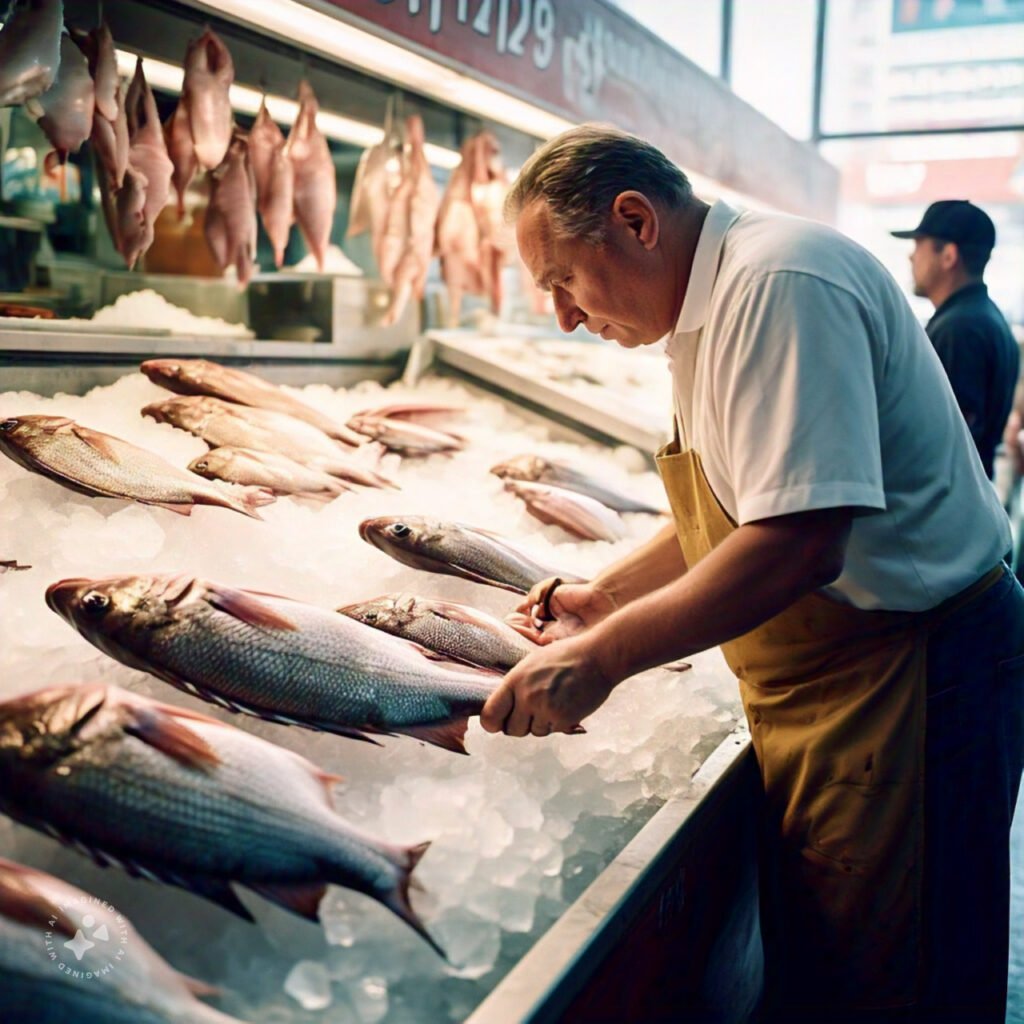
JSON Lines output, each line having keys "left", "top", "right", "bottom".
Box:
{"left": 761, "top": 566, "right": 1024, "bottom": 1024}
{"left": 918, "top": 564, "right": 1024, "bottom": 1024}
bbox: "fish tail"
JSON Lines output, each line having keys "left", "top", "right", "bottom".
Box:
{"left": 380, "top": 840, "right": 447, "bottom": 959}
{"left": 223, "top": 486, "right": 277, "bottom": 519}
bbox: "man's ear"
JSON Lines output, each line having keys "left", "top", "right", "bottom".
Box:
{"left": 611, "top": 191, "right": 659, "bottom": 250}
{"left": 941, "top": 241, "right": 960, "bottom": 272}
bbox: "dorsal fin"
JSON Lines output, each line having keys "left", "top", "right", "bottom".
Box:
{"left": 204, "top": 583, "right": 299, "bottom": 631}
{"left": 0, "top": 868, "right": 75, "bottom": 938}
{"left": 71, "top": 424, "right": 123, "bottom": 463}
{"left": 122, "top": 705, "right": 221, "bottom": 770}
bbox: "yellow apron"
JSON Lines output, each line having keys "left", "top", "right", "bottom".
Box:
{"left": 655, "top": 438, "right": 933, "bottom": 1012}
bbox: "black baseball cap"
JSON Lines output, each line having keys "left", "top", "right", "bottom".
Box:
{"left": 891, "top": 200, "right": 996, "bottom": 249}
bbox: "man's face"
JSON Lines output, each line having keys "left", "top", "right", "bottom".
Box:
{"left": 515, "top": 199, "right": 666, "bottom": 348}
{"left": 909, "top": 236, "right": 948, "bottom": 298}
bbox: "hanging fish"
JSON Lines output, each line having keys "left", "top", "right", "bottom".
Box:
{"left": 29, "top": 31, "right": 94, "bottom": 166}
{"left": 0, "top": 0, "right": 62, "bottom": 107}
{"left": 182, "top": 26, "right": 234, "bottom": 171}
{"left": 204, "top": 134, "right": 257, "bottom": 288}
{"left": 248, "top": 97, "right": 294, "bottom": 267}
{"left": 70, "top": 21, "right": 117, "bottom": 121}
{"left": 91, "top": 78, "right": 129, "bottom": 189}
{"left": 164, "top": 99, "right": 197, "bottom": 220}
{"left": 285, "top": 79, "right": 336, "bottom": 271}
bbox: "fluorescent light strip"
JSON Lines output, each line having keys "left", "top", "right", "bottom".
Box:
{"left": 183, "top": 0, "right": 574, "bottom": 140}
{"left": 113, "top": 49, "right": 462, "bottom": 169}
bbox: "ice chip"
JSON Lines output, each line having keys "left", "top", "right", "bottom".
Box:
{"left": 350, "top": 976, "right": 389, "bottom": 1024}
{"left": 283, "top": 959, "right": 332, "bottom": 1011}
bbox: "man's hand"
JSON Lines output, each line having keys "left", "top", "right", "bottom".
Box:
{"left": 480, "top": 636, "right": 616, "bottom": 737}
{"left": 505, "top": 578, "right": 618, "bottom": 644}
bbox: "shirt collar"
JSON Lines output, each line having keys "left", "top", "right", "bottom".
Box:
{"left": 672, "top": 200, "right": 742, "bottom": 335}
{"left": 930, "top": 281, "right": 988, "bottom": 321}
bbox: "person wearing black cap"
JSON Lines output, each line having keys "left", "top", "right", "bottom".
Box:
{"left": 892, "top": 199, "right": 1019, "bottom": 480}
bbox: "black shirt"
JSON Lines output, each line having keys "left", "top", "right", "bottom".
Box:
{"left": 926, "top": 282, "right": 1019, "bottom": 479}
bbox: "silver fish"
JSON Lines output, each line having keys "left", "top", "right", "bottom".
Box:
{"left": 140, "top": 358, "right": 366, "bottom": 445}
{"left": 0, "top": 0, "right": 62, "bottom": 107}
{"left": 189, "top": 446, "right": 350, "bottom": 502}
{"left": 491, "top": 454, "right": 665, "bottom": 515}
{"left": 504, "top": 479, "right": 626, "bottom": 542}
{"left": 47, "top": 574, "right": 497, "bottom": 755}
{"left": 182, "top": 27, "right": 234, "bottom": 171}
{"left": 346, "top": 413, "right": 463, "bottom": 456}
{"left": 143, "top": 395, "right": 396, "bottom": 490}
{"left": 0, "top": 858, "right": 244, "bottom": 1023}
{"left": 339, "top": 593, "right": 536, "bottom": 673}
{"left": 0, "top": 682, "right": 442, "bottom": 954}
{"left": 0, "top": 415, "right": 274, "bottom": 518}
{"left": 351, "top": 401, "right": 465, "bottom": 426}
{"left": 359, "top": 515, "right": 584, "bottom": 594}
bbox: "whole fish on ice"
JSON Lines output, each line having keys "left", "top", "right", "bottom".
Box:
{"left": 285, "top": 79, "right": 336, "bottom": 271}
{"left": 0, "top": 858, "right": 245, "bottom": 1024}
{"left": 0, "top": 682, "right": 442, "bottom": 954}
{"left": 0, "top": 0, "right": 62, "bottom": 107}
{"left": 182, "top": 26, "right": 234, "bottom": 170}
{"left": 189, "top": 446, "right": 350, "bottom": 502}
{"left": 30, "top": 32, "right": 95, "bottom": 162}
{"left": 248, "top": 97, "right": 294, "bottom": 267}
{"left": 504, "top": 479, "right": 626, "bottom": 542}
{"left": 339, "top": 593, "right": 536, "bottom": 673}
{"left": 352, "top": 401, "right": 464, "bottom": 426}
{"left": 141, "top": 357, "right": 366, "bottom": 445}
{"left": 359, "top": 515, "right": 584, "bottom": 594}
{"left": 47, "top": 575, "right": 498, "bottom": 755}
{"left": 491, "top": 454, "right": 665, "bottom": 514}
{"left": 347, "top": 412, "right": 463, "bottom": 456}
{"left": 143, "top": 395, "right": 397, "bottom": 489}
{"left": 204, "top": 134, "right": 257, "bottom": 287}
{"left": 0, "top": 414, "right": 274, "bottom": 518}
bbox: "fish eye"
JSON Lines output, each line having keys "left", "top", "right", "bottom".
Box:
{"left": 194, "top": 460, "right": 208, "bottom": 471}
{"left": 365, "top": 611, "right": 378, "bottom": 622}
{"left": 391, "top": 523, "right": 411, "bottom": 539}
{"left": 0, "top": 419, "right": 17, "bottom": 432}
{"left": 81, "top": 592, "right": 110, "bottom": 617}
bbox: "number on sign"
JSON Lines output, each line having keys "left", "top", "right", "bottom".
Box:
{"left": 533, "top": 0, "right": 554, "bottom": 69}
{"left": 473, "top": 0, "right": 492, "bottom": 35}
{"left": 508, "top": 0, "right": 531, "bottom": 56}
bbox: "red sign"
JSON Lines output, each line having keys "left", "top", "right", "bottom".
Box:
{"left": 326, "top": 0, "right": 838, "bottom": 221}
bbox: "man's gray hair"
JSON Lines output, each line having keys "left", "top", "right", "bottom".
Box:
{"left": 504, "top": 124, "right": 693, "bottom": 245}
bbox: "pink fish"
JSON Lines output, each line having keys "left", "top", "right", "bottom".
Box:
{"left": 164, "top": 99, "right": 197, "bottom": 220}
{"left": 114, "top": 164, "right": 153, "bottom": 270}
{"left": 0, "top": 0, "right": 62, "bottom": 107}
{"left": 381, "top": 115, "right": 441, "bottom": 326}
{"left": 31, "top": 32, "right": 95, "bottom": 162}
{"left": 125, "top": 58, "right": 173, "bottom": 238}
{"left": 183, "top": 26, "right": 234, "bottom": 171}
{"left": 204, "top": 135, "right": 257, "bottom": 288}
{"left": 249, "top": 98, "right": 294, "bottom": 267}
{"left": 347, "top": 129, "right": 402, "bottom": 278}
{"left": 285, "top": 80, "right": 336, "bottom": 271}
{"left": 90, "top": 79, "right": 129, "bottom": 189}
{"left": 71, "top": 22, "right": 117, "bottom": 121}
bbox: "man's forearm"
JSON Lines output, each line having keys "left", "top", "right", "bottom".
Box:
{"left": 592, "top": 521, "right": 687, "bottom": 608}
{"left": 588, "top": 509, "right": 851, "bottom": 681}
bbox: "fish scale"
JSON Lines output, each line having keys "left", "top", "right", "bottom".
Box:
{"left": 47, "top": 574, "right": 497, "bottom": 754}
{"left": 0, "top": 684, "right": 439, "bottom": 952}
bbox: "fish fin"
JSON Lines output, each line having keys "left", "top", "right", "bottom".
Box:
{"left": 183, "top": 878, "right": 255, "bottom": 921}
{"left": 393, "top": 719, "right": 470, "bottom": 755}
{"left": 380, "top": 856, "right": 446, "bottom": 959}
{"left": 568, "top": 724, "right": 587, "bottom": 735}
{"left": 144, "top": 501, "right": 194, "bottom": 516}
{"left": 428, "top": 600, "right": 503, "bottom": 632}
{"left": 70, "top": 424, "right": 124, "bottom": 463}
{"left": 204, "top": 584, "right": 300, "bottom": 631}
{"left": 0, "top": 870, "right": 75, "bottom": 938}
{"left": 122, "top": 705, "right": 222, "bottom": 771}
{"left": 315, "top": 769, "right": 344, "bottom": 800}
{"left": 247, "top": 882, "right": 326, "bottom": 922}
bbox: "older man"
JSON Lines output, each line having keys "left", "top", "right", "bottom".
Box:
{"left": 480, "top": 125, "right": 1024, "bottom": 1023}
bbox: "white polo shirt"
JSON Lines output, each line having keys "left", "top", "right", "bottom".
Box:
{"left": 665, "top": 201, "right": 1011, "bottom": 611}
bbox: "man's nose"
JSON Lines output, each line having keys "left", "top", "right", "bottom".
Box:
{"left": 553, "top": 288, "right": 583, "bottom": 333}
